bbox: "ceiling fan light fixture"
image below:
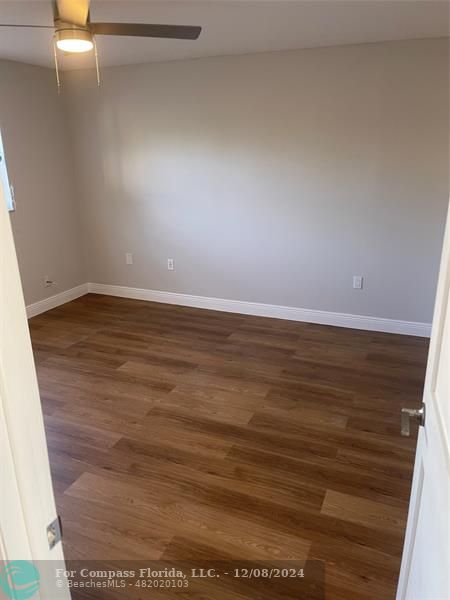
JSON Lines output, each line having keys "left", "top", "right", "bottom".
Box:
{"left": 55, "top": 28, "right": 93, "bottom": 53}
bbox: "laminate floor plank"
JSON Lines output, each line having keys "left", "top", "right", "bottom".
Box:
{"left": 28, "top": 294, "right": 428, "bottom": 599}
{"left": 321, "top": 489, "right": 407, "bottom": 532}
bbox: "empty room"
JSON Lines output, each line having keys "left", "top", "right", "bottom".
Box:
{"left": 0, "top": 1, "right": 449, "bottom": 599}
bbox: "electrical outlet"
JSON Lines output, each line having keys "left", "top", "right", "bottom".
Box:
{"left": 353, "top": 275, "right": 363, "bottom": 290}
{"left": 167, "top": 258, "right": 174, "bottom": 271}
{"left": 44, "top": 276, "right": 57, "bottom": 288}
{"left": 126, "top": 253, "right": 133, "bottom": 265}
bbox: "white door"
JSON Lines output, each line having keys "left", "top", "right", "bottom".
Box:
{"left": 0, "top": 180, "right": 70, "bottom": 597}
{"left": 397, "top": 204, "right": 450, "bottom": 600}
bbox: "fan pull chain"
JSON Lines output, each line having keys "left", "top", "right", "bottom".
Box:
{"left": 52, "top": 37, "right": 61, "bottom": 94}
{"left": 93, "top": 37, "right": 101, "bottom": 87}
{"left": 52, "top": 35, "right": 100, "bottom": 93}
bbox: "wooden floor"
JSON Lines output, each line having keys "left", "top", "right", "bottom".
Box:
{"left": 30, "top": 294, "right": 428, "bottom": 599}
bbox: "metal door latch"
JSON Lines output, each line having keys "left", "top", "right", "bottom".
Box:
{"left": 401, "top": 403, "right": 425, "bottom": 437}
{"left": 47, "top": 516, "right": 63, "bottom": 549}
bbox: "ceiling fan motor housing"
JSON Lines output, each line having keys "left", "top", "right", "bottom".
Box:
{"left": 54, "top": 20, "right": 94, "bottom": 52}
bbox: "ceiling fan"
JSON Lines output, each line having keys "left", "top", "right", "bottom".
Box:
{"left": 0, "top": 0, "right": 202, "bottom": 86}
{"left": 0, "top": 0, "right": 202, "bottom": 51}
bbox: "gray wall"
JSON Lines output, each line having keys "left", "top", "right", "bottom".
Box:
{"left": 64, "top": 38, "right": 449, "bottom": 323}
{"left": 2, "top": 39, "right": 448, "bottom": 322}
{"left": 0, "top": 60, "right": 85, "bottom": 305}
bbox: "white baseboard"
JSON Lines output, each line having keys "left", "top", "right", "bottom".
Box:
{"left": 25, "top": 281, "right": 431, "bottom": 337}
{"left": 87, "top": 282, "right": 431, "bottom": 337}
{"left": 26, "top": 283, "right": 89, "bottom": 319}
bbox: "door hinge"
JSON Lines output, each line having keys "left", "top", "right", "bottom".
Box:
{"left": 47, "top": 516, "right": 63, "bottom": 550}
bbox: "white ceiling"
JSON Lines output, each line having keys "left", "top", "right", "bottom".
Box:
{"left": 0, "top": 0, "right": 448, "bottom": 71}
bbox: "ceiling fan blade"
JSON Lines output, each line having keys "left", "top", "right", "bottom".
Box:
{"left": 56, "top": 0, "right": 90, "bottom": 26}
{"left": 0, "top": 24, "right": 53, "bottom": 28}
{"left": 91, "top": 23, "right": 201, "bottom": 40}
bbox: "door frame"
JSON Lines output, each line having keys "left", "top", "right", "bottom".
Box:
{"left": 0, "top": 181, "right": 68, "bottom": 572}
{"left": 396, "top": 203, "right": 450, "bottom": 599}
